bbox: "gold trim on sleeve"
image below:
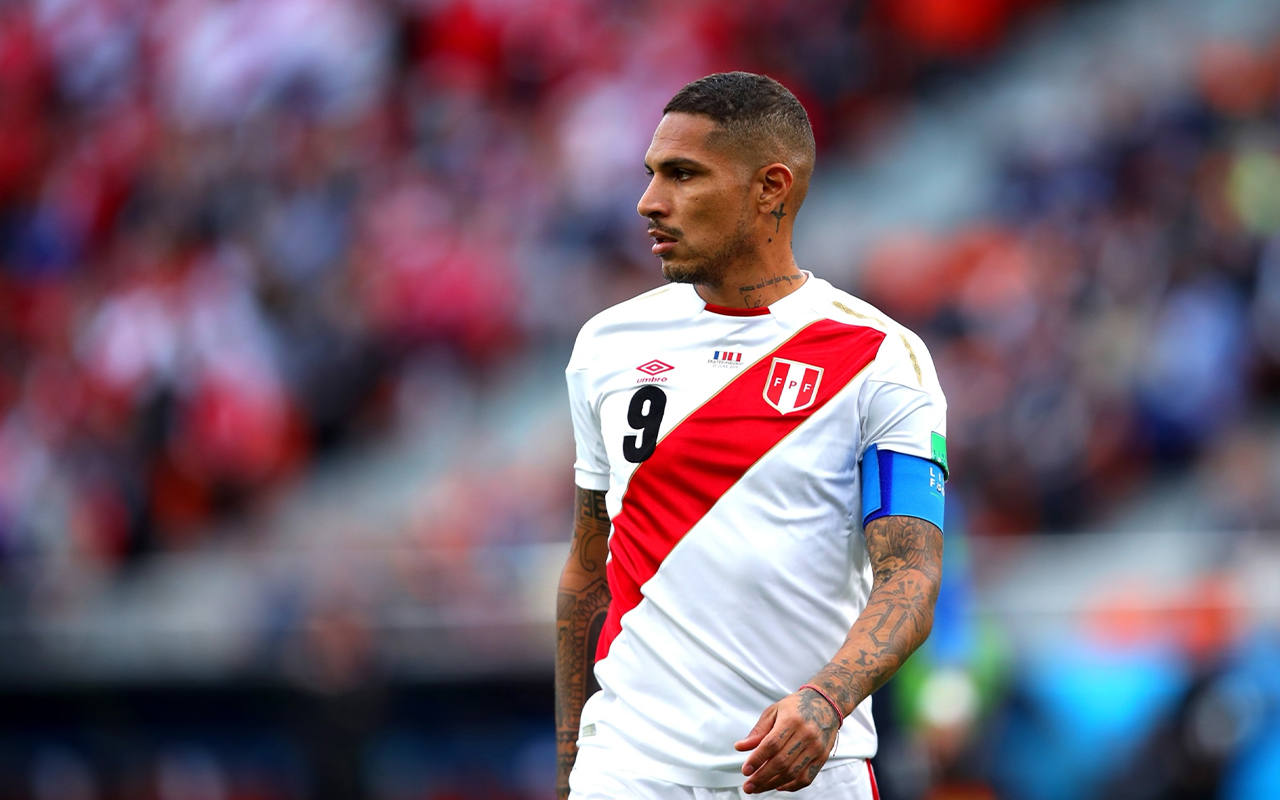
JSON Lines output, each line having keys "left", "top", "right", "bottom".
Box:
{"left": 899, "top": 334, "right": 923, "bottom": 386}
{"left": 831, "top": 301, "right": 921, "bottom": 385}
{"left": 831, "top": 301, "right": 885, "bottom": 326}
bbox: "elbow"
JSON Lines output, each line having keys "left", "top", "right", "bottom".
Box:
{"left": 920, "top": 574, "right": 941, "bottom": 639}
{"left": 919, "top": 602, "right": 936, "bottom": 645}
{"left": 908, "top": 571, "right": 941, "bottom": 647}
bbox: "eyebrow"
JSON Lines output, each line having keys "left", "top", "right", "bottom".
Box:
{"left": 645, "top": 156, "right": 709, "bottom": 173}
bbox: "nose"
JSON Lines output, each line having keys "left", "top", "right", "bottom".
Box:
{"left": 637, "top": 175, "right": 667, "bottom": 219}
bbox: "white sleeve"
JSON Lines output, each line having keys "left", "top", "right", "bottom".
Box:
{"left": 859, "top": 328, "right": 948, "bottom": 474}
{"left": 566, "top": 326, "right": 610, "bottom": 491}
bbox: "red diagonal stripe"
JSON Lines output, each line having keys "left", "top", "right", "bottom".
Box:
{"left": 597, "top": 319, "right": 886, "bottom": 661}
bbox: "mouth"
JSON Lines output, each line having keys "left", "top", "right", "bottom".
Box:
{"left": 648, "top": 227, "right": 678, "bottom": 256}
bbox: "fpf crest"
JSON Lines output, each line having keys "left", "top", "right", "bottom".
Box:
{"left": 763, "top": 358, "right": 824, "bottom": 414}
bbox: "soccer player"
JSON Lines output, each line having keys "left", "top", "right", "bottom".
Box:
{"left": 556, "top": 72, "right": 947, "bottom": 798}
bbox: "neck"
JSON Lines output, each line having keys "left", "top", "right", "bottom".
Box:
{"left": 695, "top": 250, "right": 807, "bottom": 310}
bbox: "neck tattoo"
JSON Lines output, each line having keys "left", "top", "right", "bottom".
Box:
{"left": 737, "top": 272, "right": 804, "bottom": 295}
{"left": 771, "top": 203, "right": 787, "bottom": 233}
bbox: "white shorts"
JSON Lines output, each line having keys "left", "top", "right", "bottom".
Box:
{"left": 568, "top": 758, "right": 880, "bottom": 800}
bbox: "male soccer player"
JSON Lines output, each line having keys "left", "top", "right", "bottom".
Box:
{"left": 556, "top": 72, "right": 947, "bottom": 798}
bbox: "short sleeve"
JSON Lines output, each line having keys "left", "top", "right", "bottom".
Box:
{"left": 859, "top": 329, "right": 948, "bottom": 475}
{"left": 566, "top": 328, "right": 610, "bottom": 491}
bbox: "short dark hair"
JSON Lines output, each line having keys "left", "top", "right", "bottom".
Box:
{"left": 664, "top": 72, "right": 816, "bottom": 206}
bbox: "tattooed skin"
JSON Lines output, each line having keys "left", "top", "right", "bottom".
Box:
{"left": 771, "top": 203, "right": 787, "bottom": 232}
{"left": 737, "top": 272, "right": 804, "bottom": 295}
{"left": 810, "top": 515, "right": 942, "bottom": 717}
{"left": 569, "top": 488, "right": 609, "bottom": 571}
{"left": 555, "top": 488, "right": 612, "bottom": 800}
{"left": 737, "top": 515, "right": 941, "bottom": 794}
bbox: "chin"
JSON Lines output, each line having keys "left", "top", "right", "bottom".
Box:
{"left": 661, "top": 258, "right": 711, "bottom": 285}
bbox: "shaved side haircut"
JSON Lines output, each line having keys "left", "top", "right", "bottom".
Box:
{"left": 663, "top": 72, "right": 817, "bottom": 210}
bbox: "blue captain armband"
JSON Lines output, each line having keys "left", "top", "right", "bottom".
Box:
{"left": 860, "top": 445, "right": 946, "bottom": 531}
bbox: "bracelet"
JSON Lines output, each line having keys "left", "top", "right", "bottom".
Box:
{"left": 798, "top": 683, "right": 845, "bottom": 721}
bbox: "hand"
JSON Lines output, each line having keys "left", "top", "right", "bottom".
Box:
{"left": 733, "top": 688, "right": 841, "bottom": 793}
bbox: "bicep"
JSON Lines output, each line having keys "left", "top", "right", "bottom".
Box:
{"left": 863, "top": 515, "right": 943, "bottom": 591}
{"left": 566, "top": 486, "right": 610, "bottom": 578}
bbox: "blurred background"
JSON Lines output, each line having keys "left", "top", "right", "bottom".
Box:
{"left": 2, "top": 0, "right": 1280, "bottom": 797}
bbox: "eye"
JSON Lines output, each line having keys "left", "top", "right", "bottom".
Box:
{"left": 675, "top": 169, "right": 692, "bottom": 181}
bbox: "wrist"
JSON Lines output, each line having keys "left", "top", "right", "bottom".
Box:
{"left": 798, "top": 683, "right": 846, "bottom": 721}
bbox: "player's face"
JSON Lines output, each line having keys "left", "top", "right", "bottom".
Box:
{"left": 638, "top": 113, "right": 756, "bottom": 286}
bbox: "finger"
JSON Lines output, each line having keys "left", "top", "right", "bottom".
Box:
{"left": 774, "top": 749, "right": 827, "bottom": 792}
{"left": 734, "top": 705, "right": 778, "bottom": 752}
{"left": 753, "top": 732, "right": 833, "bottom": 794}
{"left": 747, "top": 747, "right": 819, "bottom": 793}
{"left": 744, "top": 734, "right": 813, "bottom": 791}
{"left": 744, "top": 759, "right": 792, "bottom": 793}
{"left": 741, "top": 720, "right": 796, "bottom": 778}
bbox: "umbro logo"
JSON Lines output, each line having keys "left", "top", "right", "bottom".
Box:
{"left": 636, "top": 360, "right": 673, "bottom": 375}
{"left": 636, "top": 359, "right": 673, "bottom": 383}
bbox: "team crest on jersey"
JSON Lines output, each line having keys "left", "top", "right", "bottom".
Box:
{"left": 764, "top": 358, "right": 824, "bottom": 414}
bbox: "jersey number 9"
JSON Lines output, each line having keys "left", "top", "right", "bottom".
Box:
{"left": 622, "top": 386, "right": 667, "bottom": 463}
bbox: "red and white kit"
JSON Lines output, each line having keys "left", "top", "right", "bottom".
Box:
{"left": 566, "top": 274, "right": 946, "bottom": 788}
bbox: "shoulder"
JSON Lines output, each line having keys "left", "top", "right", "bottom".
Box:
{"left": 814, "top": 282, "right": 941, "bottom": 395}
{"left": 567, "top": 284, "right": 690, "bottom": 371}
{"left": 794, "top": 278, "right": 883, "bottom": 329}
{"left": 584, "top": 283, "right": 687, "bottom": 330}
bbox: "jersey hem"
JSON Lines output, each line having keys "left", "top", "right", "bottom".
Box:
{"left": 574, "top": 742, "right": 875, "bottom": 789}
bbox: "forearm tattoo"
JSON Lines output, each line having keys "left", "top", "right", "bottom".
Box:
{"left": 555, "top": 488, "right": 612, "bottom": 798}
{"left": 811, "top": 516, "right": 942, "bottom": 716}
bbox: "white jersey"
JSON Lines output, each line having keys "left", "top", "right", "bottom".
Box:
{"left": 566, "top": 274, "right": 947, "bottom": 788}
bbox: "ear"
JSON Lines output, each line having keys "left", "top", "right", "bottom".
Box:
{"left": 755, "top": 163, "right": 794, "bottom": 217}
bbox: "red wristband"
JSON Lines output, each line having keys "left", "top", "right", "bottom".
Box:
{"left": 799, "top": 683, "right": 845, "bottom": 721}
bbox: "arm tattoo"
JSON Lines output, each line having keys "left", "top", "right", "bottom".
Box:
{"left": 555, "top": 583, "right": 608, "bottom": 786}
{"left": 810, "top": 516, "right": 942, "bottom": 717}
{"left": 555, "top": 489, "right": 612, "bottom": 798}
{"left": 569, "top": 487, "right": 610, "bottom": 571}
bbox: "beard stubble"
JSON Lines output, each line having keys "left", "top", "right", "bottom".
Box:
{"left": 660, "top": 212, "right": 756, "bottom": 288}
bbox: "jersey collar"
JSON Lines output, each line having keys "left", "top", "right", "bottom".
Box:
{"left": 672, "top": 271, "right": 822, "bottom": 323}
{"left": 696, "top": 271, "right": 821, "bottom": 326}
{"left": 761, "top": 271, "right": 820, "bottom": 325}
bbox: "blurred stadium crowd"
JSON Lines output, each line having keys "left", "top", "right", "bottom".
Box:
{"left": 862, "top": 35, "right": 1280, "bottom": 535}
{"left": 2, "top": 0, "right": 1280, "bottom": 798}
{"left": 0, "top": 0, "right": 1078, "bottom": 574}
